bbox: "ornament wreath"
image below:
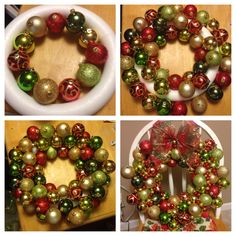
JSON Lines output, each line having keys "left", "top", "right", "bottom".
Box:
{"left": 7, "top": 9, "right": 108, "bottom": 105}
{"left": 121, "top": 5, "right": 231, "bottom": 115}
{"left": 121, "top": 121, "right": 230, "bottom": 231}
{"left": 8, "top": 122, "right": 115, "bottom": 225}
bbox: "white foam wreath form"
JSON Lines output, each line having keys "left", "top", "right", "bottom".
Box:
{"left": 5, "top": 5, "right": 115, "bottom": 115}
{"left": 136, "top": 27, "right": 219, "bottom": 101}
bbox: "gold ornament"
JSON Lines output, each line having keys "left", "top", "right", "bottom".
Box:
{"left": 19, "top": 137, "right": 32, "bottom": 152}
{"left": 26, "top": 16, "right": 47, "bottom": 37}
{"left": 79, "top": 28, "right": 97, "bottom": 48}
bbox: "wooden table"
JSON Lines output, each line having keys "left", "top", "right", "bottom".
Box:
{"left": 5, "top": 120, "right": 116, "bottom": 231}
{"left": 5, "top": 5, "right": 115, "bottom": 115}
{"left": 121, "top": 5, "right": 231, "bottom": 115}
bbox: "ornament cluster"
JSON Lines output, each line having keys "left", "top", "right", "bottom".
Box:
{"left": 7, "top": 9, "right": 108, "bottom": 105}
{"left": 8, "top": 122, "right": 115, "bottom": 225}
{"left": 121, "top": 121, "right": 230, "bottom": 231}
{"left": 121, "top": 5, "right": 231, "bottom": 115}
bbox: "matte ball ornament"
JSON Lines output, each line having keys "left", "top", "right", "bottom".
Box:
{"left": 168, "top": 74, "right": 183, "bottom": 90}
{"left": 122, "top": 68, "right": 139, "bottom": 85}
{"left": 139, "top": 140, "right": 153, "bottom": 155}
{"left": 46, "top": 12, "right": 66, "bottom": 33}
{"left": 144, "top": 9, "right": 157, "bottom": 24}
{"left": 141, "top": 27, "right": 157, "bottom": 43}
{"left": 183, "top": 5, "right": 197, "bottom": 19}
{"left": 188, "top": 203, "right": 202, "bottom": 217}
{"left": 212, "top": 29, "right": 229, "bottom": 45}
{"left": 133, "top": 17, "right": 148, "bottom": 32}
{"left": 23, "top": 204, "right": 36, "bottom": 215}
{"left": 120, "top": 55, "right": 135, "bottom": 71}
{"left": 220, "top": 57, "right": 231, "bottom": 73}
{"left": 194, "top": 47, "right": 207, "bottom": 62}
{"left": 7, "top": 49, "right": 30, "bottom": 72}
{"left": 160, "top": 5, "right": 176, "bottom": 21}
{"left": 20, "top": 178, "right": 34, "bottom": 192}
{"left": 206, "top": 84, "right": 223, "bottom": 102}
{"left": 193, "top": 174, "right": 206, "bottom": 187}
{"left": 67, "top": 207, "right": 86, "bottom": 225}
{"left": 219, "top": 42, "right": 231, "bottom": 56}
{"left": 196, "top": 10, "right": 209, "bottom": 25}
{"left": 13, "top": 32, "right": 34, "bottom": 52}
{"left": 68, "top": 146, "right": 81, "bottom": 161}
{"left": 19, "top": 137, "right": 32, "bottom": 152}
{"left": 171, "top": 101, "right": 187, "bottom": 115}
{"left": 121, "top": 41, "right": 134, "bottom": 56}
{"left": 92, "top": 170, "right": 107, "bottom": 186}
{"left": 22, "top": 152, "right": 36, "bottom": 165}
{"left": 26, "top": 16, "right": 47, "bottom": 38}
{"left": 79, "top": 28, "right": 97, "bottom": 48}
{"left": 129, "top": 82, "right": 147, "bottom": 99}
{"left": 165, "top": 25, "right": 178, "bottom": 41}
{"left": 156, "top": 98, "right": 172, "bottom": 115}
{"left": 189, "top": 35, "right": 204, "bottom": 49}
{"left": 192, "top": 73, "right": 210, "bottom": 89}
{"left": 217, "top": 166, "right": 229, "bottom": 178}
{"left": 156, "top": 68, "right": 169, "bottom": 80}
{"left": 211, "top": 148, "right": 223, "bottom": 160}
{"left": 195, "top": 166, "right": 207, "bottom": 175}
{"left": 124, "top": 28, "right": 138, "bottom": 42}
{"left": 94, "top": 148, "right": 109, "bottom": 162}
{"left": 208, "top": 18, "right": 219, "bottom": 30}
{"left": 188, "top": 19, "right": 202, "bottom": 34}
{"left": 214, "top": 71, "right": 231, "bottom": 89}
{"left": 59, "top": 78, "right": 81, "bottom": 102}
{"left": 56, "top": 122, "right": 70, "bottom": 138}
{"left": 46, "top": 207, "right": 62, "bottom": 224}
{"left": 178, "top": 29, "right": 191, "bottom": 43}
{"left": 33, "top": 78, "right": 59, "bottom": 105}
{"left": 85, "top": 42, "right": 108, "bottom": 65}
{"left": 178, "top": 80, "right": 195, "bottom": 98}
{"left": 142, "top": 93, "right": 157, "bottom": 111}
{"left": 32, "top": 184, "right": 47, "bottom": 199}
{"left": 66, "top": 9, "right": 85, "bottom": 33}
{"left": 200, "top": 193, "right": 212, "bottom": 206}
{"left": 76, "top": 63, "right": 101, "bottom": 87}
{"left": 206, "top": 50, "right": 222, "bottom": 66}
{"left": 147, "top": 205, "right": 160, "bottom": 220}
{"left": 35, "top": 198, "right": 50, "bottom": 214}
{"left": 47, "top": 146, "right": 57, "bottom": 160}
{"left": 17, "top": 69, "right": 39, "bottom": 92}
{"left": 121, "top": 166, "right": 135, "bottom": 179}
{"left": 173, "top": 13, "right": 188, "bottom": 30}
{"left": 40, "top": 124, "right": 55, "bottom": 139}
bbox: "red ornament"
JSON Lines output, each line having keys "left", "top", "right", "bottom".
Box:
{"left": 141, "top": 27, "right": 157, "bottom": 43}
{"left": 171, "top": 101, "right": 187, "bottom": 115}
{"left": 194, "top": 47, "right": 207, "bottom": 61}
{"left": 152, "top": 184, "right": 162, "bottom": 193}
{"left": 204, "top": 139, "right": 216, "bottom": 151}
{"left": 92, "top": 198, "right": 101, "bottom": 208}
{"left": 167, "top": 159, "right": 177, "bottom": 167}
{"left": 121, "top": 41, "right": 134, "bottom": 56}
{"left": 45, "top": 183, "right": 57, "bottom": 192}
{"left": 165, "top": 25, "right": 178, "bottom": 41}
{"left": 13, "top": 188, "right": 23, "bottom": 199}
{"left": 59, "top": 78, "right": 81, "bottom": 102}
{"left": 186, "top": 152, "right": 201, "bottom": 168}
{"left": 7, "top": 48, "right": 30, "bottom": 72}
{"left": 127, "top": 193, "right": 139, "bottom": 205}
{"left": 69, "top": 187, "right": 82, "bottom": 199}
{"left": 179, "top": 192, "right": 189, "bottom": 201}
{"left": 209, "top": 185, "right": 220, "bottom": 198}
{"left": 46, "top": 12, "right": 66, "bottom": 33}
{"left": 183, "top": 5, "right": 198, "bottom": 19}
{"left": 36, "top": 151, "right": 47, "bottom": 166}
{"left": 147, "top": 167, "right": 158, "bottom": 177}
{"left": 58, "top": 146, "right": 69, "bottom": 159}
{"left": 192, "top": 73, "right": 210, "bottom": 89}
{"left": 129, "top": 82, "right": 147, "bottom": 99}
{"left": 76, "top": 170, "right": 87, "bottom": 180}
{"left": 72, "top": 123, "right": 85, "bottom": 138}
{"left": 80, "top": 147, "right": 94, "bottom": 160}
{"left": 145, "top": 9, "right": 157, "bottom": 24}
{"left": 23, "top": 165, "right": 35, "bottom": 178}
{"left": 212, "top": 29, "right": 229, "bottom": 45}
{"left": 85, "top": 42, "right": 108, "bottom": 65}
{"left": 188, "top": 19, "right": 202, "bottom": 34}
{"left": 147, "top": 56, "right": 160, "bottom": 69}
{"left": 139, "top": 140, "right": 153, "bottom": 155}
{"left": 177, "top": 212, "right": 191, "bottom": 224}
{"left": 159, "top": 200, "right": 169, "bottom": 211}
{"left": 214, "top": 71, "right": 231, "bottom": 88}
{"left": 82, "top": 131, "right": 90, "bottom": 139}
{"left": 27, "top": 126, "right": 40, "bottom": 141}
{"left": 35, "top": 198, "right": 50, "bottom": 214}
{"left": 168, "top": 74, "right": 183, "bottom": 90}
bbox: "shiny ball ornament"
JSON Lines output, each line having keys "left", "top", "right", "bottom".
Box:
{"left": 178, "top": 29, "right": 191, "bottom": 43}
{"left": 59, "top": 78, "right": 81, "bottom": 102}
{"left": 35, "top": 198, "right": 50, "bottom": 214}
{"left": 92, "top": 170, "right": 107, "bottom": 186}
{"left": 103, "top": 160, "right": 116, "bottom": 173}
{"left": 33, "top": 78, "right": 59, "bottom": 105}
{"left": 7, "top": 49, "right": 30, "bottom": 72}
{"left": 76, "top": 63, "right": 101, "bottom": 87}
{"left": 23, "top": 204, "right": 36, "bottom": 215}
{"left": 21, "top": 192, "right": 33, "bottom": 206}
{"left": 84, "top": 160, "right": 98, "bottom": 174}
{"left": 195, "top": 166, "right": 207, "bottom": 175}
{"left": 37, "top": 138, "right": 49, "bottom": 151}
{"left": 203, "top": 36, "right": 218, "bottom": 51}
{"left": 26, "top": 16, "right": 47, "bottom": 38}
{"left": 147, "top": 56, "right": 160, "bottom": 69}
{"left": 131, "top": 175, "right": 144, "bottom": 188}
{"left": 153, "top": 17, "right": 167, "bottom": 34}
{"left": 211, "top": 148, "right": 223, "bottom": 160}
{"left": 135, "top": 50, "right": 148, "bottom": 66}
{"left": 212, "top": 29, "right": 229, "bottom": 45}
{"left": 192, "top": 73, "right": 209, "bottom": 89}
{"left": 209, "top": 185, "right": 220, "bottom": 198}
{"left": 121, "top": 56, "right": 134, "bottom": 71}
{"left": 168, "top": 74, "right": 183, "bottom": 90}
{"left": 144, "top": 42, "right": 159, "bottom": 57}
{"left": 47, "top": 146, "right": 57, "bottom": 160}
{"left": 171, "top": 149, "right": 181, "bottom": 160}
{"left": 122, "top": 68, "right": 139, "bottom": 85}
{"left": 58, "top": 198, "right": 73, "bottom": 214}
{"left": 121, "top": 41, "right": 134, "bottom": 56}
{"left": 133, "top": 148, "right": 145, "bottom": 161}
{"left": 171, "top": 101, "right": 187, "bottom": 115}
{"left": 196, "top": 10, "right": 209, "bottom": 25}
{"left": 206, "top": 84, "right": 223, "bottom": 102}
{"left": 67, "top": 208, "right": 86, "bottom": 225}
{"left": 156, "top": 98, "right": 172, "bottom": 115}
{"left": 80, "top": 177, "right": 93, "bottom": 190}
{"left": 46, "top": 207, "right": 62, "bottom": 224}
{"left": 188, "top": 19, "right": 202, "bottom": 34}
{"left": 129, "top": 82, "right": 147, "bottom": 99}
{"left": 139, "top": 139, "right": 153, "bottom": 155}
{"left": 22, "top": 152, "right": 36, "bottom": 165}
{"left": 51, "top": 135, "right": 62, "bottom": 148}
{"left": 173, "top": 5, "right": 184, "bottom": 13}
{"left": 94, "top": 148, "right": 109, "bottom": 162}
{"left": 45, "top": 183, "right": 57, "bottom": 192}
{"left": 147, "top": 205, "right": 160, "bottom": 220}
{"left": 142, "top": 93, "right": 157, "bottom": 111}
{"left": 131, "top": 37, "right": 144, "bottom": 51}
{"left": 66, "top": 9, "right": 85, "bottom": 33}
{"left": 85, "top": 42, "right": 108, "bottom": 65}
{"left": 121, "top": 166, "right": 135, "bottom": 179}
{"left": 218, "top": 177, "right": 230, "bottom": 188}
{"left": 189, "top": 35, "right": 204, "bottom": 49}
{"left": 72, "top": 123, "right": 85, "bottom": 138}
{"left": 206, "top": 50, "right": 222, "bottom": 66}
{"left": 36, "top": 150, "right": 47, "bottom": 166}
{"left": 145, "top": 177, "right": 155, "bottom": 188}
{"left": 56, "top": 123, "right": 70, "bottom": 138}
{"left": 217, "top": 166, "right": 229, "bottom": 178}
{"left": 159, "top": 212, "right": 172, "bottom": 225}
{"left": 13, "top": 32, "right": 34, "bottom": 52}
{"left": 188, "top": 203, "right": 201, "bottom": 217}
{"left": 46, "top": 12, "right": 66, "bottom": 33}
{"left": 79, "top": 28, "right": 97, "bottom": 48}
{"left": 165, "top": 25, "right": 178, "bottom": 41}
{"left": 68, "top": 146, "right": 80, "bottom": 161}
{"left": 156, "top": 68, "right": 169, "bottom": 80}
{"left": 173, "top": 13, "right": 188, "bottom": 30}
{"left": 90, "top": 186, "right": 106, "bottom": 199}
{"left": 155, "top": 34, "right": 167, "bottom": 47}
{"left": 212, "top": 197, "right": 223, "bottom": 208}
{"left": 160, "top": 5, "right": 176, "bottom": 21}
{"left": 33, "top": 174, "right": 46, "bottom": 185}
{"left": 32, "top": 184, "right": 47, "bottom": 199}
{"left": 17, "top": 69, "right": 39, "bottom": 92}
{"left": 80, "top": 147, "right": 93, "bottom": 160}
{"left": 57, "top": 185, "right": 68, "bottom": 198}
{"left": 193, "top": 174, "right": 206, "bottom": 188}
{"left": 178, "top": 80, "right": 195, "bottom": 98}
{"left": 19, "top": 137, "right": 32, "bottom": 152}
{"left": 220, "top": 56, "right": 231, "bottom": 73}
{"left": 219, "top": 42, "right": 231, "bottom": 56}
{"left": 64, "top": 135, "right": 77, "bottom": 149}
{"left": 183, "top": 5, "right": 197, "bottom": 19}
{"left": 124, "top": 28, "right": 138, "bottom": 42}
{"left": 20, "top": 178, "right": 34, "bottom": 192}
{"left": 9, "top": 149, "right": 23, "bottom": 162}
{"left": 145, "top": 9, "right": 157, "bottom": 24}
{"left": 200, "top": 193, "right": 212, "bottom": 206}
{"left": 89, "top": 136, "right": 103, "bottom": 150}
{"left": 141, "top": 67, "right": 156, "bottom": 81}
{"left": 27, "top": 126, "right": 40, "bottom": 141}
{"left": 40, "top": 124, "right": 55, "bottom": 139}
{"left": 141, "top": 27, "right": 157, "bottom": 43}
{"left": 178, "top": 201, "right": 189, "bottom": 211}
{"left": 194, "top": 47, "right": 207, "bottom": 61}
{"left": 133, "top": 17, "right": 148, "bottom": 32}
{"left": 193, "top": 61, "right": 208, "bottom": 74}
{"left": 79, "top": 196, "right": 93, "bottom": 211}
{"left": 208, "top": 18, "right": 219, "bottom": 30}
{"left": 214, "top": 71, "right": 231, "bottom": 89}
{"left": 169, "top": 195, "right": 180, "bottom": 206}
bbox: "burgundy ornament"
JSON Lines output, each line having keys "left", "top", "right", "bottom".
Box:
{"left": 127, "top": 193, "right": 139, "bottom": 205}
{"left": 69, "top": 187, "right": 82, "bottom": 199}
{"left": 35, "top": 198, "right": 50, "bottom": 214}
{"left": 212, "top": 29, "right": 229, "bottom": 45}
{"left": 46, "top": 12, "right": 66, "bottom": 33}
{"left": 179, "top": 192, "right": 189, "bottom": 201}
{"left": 188, "top": 19, "right": 202, "bottom": 34}
{"left": 121, "top": 41, "right": 134, "bottom": 56}
{"left": 92, "top": 198, "right": 101, "bottom": 208}
{"left": 214, "top": 71, "right": 231, "bottom": 88}
{"left": 147, "top": 167, "right": 158, "bottom": 177}
{"left": 171, "top": 101, "right": 187, "bottom": 115}
{"left": 141, "top": 27, "right": 157, "bottom": 43}
{"left": 177, "top": 212, "right": 191, "bottom": 225}
{"left": 36, "top": 151, "right": 47, "bottom": 166}
{"left": 147, "top": 56, "right": 160, "bottom": 69}
{"left": 167, "top": 159, "right": 177, "bottom": 167}
{"left": 152, "top": 184, "right": 162, "bottom": 193}
{"left": 72, "top": 123, "right": 85, "bottom": 138}
{"left": 45, "top": 183, "right": 57, "bottom": 192}
{"left": 183, "top": 5, "right": 198, "bottom": 19}
{"left": 168, "top": 74, "right": 183, "bottom": 90}
{"left": 80, "top": 147, "right": 94, "bottom": 161}
{"left": 59, "top": 78, "right": 81, "bottom": 102}
{"left": 194, "top": 47, "right": 207, "bottom": 62}
{"left": 145, "top": 9, "right": 158, "bottom": 24}
{"left": 27, "top": 126, "right": 40, "bottom": 141}
{"left": 58, "top": 146, "right": 69, "bottom": 159}
{"left": 209, "top": 185, "right": 220, "bottom": 198}
{"left": 192, "top": 73, "right": 210, "bottom": 89}
{"left": 139, "top": 140, "right": 153, "bottom": 155}
{"left": 165, "top": 25, "right": 178, "bottom": 41}
{"left": 23, "top": 165, "right": 35, "bottom": 178}
{"left": 204, "top": 139, "right": 216, "bottom": 151}
{"left": 82, "top": 131, "right": 90, "bottom": 139}
{"left": 129, "top": 82, "right": 147, "bottom": 99}
{"left": 186, "top": 152, "right": 201, "bottom": 169}
{"left": 13, "top": 188, "right": 23, "bottom": 199}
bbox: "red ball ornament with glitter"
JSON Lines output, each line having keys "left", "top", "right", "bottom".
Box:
{"left": 139, "top": 140, "right": 153, "bottom": 155}
{"left": 147, "top": 56, "right": 160, "bottom": 69}
{"left": 214, "top": 71, "right": 231, "bottom": 88}
{"left": 192, "top": 73, "right": 210, "bottom": 89}
{"left": 212, "top": 29, "right": 229, "bottom": 45}
{"left": 159, "top": 200, "right": 169, "bottom": 211}
{"left": 46, "top": 12, "right": 66, "bottom": 33}
{"left": 141, "top": 27, "right": 157, "bottom": 43}
{"left": 168, "top": 74, "right": 183, "bottom": 90}
{"left": 35, "top": 198, "right": 50, "bottom": 214}
{"left": 7, "top": 49, "right": 30, "bottom": 72}
{"left": 59, "top": 78, "right": 81, "bottom": 102}
{"left": 85, "top": 42, "right": 108, "bottom": 65}
{"left": 188, "top": 19, "right": 202, "bottom": 34}
{"left": 183, "top": 5, "right": 198, "bottom": 19}
{"left": 36, "top": 151, "right": 47, "bottom": 166}
{"left": 209, "top": 185, "right": 220, "bottom": 198}
{"left": 129, "top": 82, "right": 147, "bottom": 99}
{"left": 23, "top": 165, "right": 35, "bottom": 178}
{"left": 45, "top": 183, "right": 57, "bottom": 192}
{"left": 145, "top": 9, "right": 157, "bottom": 24}
{"left": 58, "top": 146, "right": 69, "bottom": 159}
{"left": 121, "top": 42, "right": 134, "bottom": 56}
{"left": 171, "top": 101, "right": 187, "bottom": 115}
{"left": 72, "top": 123, "right": 85, "bottom": 138}
{"left": 165, "top": 25, "right": 178, "bottom": 41}
{"left": 204, "top": 139, "right": 216, "bottom": 151}
{"left": 27, "top": 126, "right": 40, "bottom": 141}
{"left": 80, "top": 147, "right": 94, "bottom": 161}
{"left": 194, "top": 47, "right": 207, "bottom": 61}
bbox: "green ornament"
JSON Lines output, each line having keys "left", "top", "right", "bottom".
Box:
{"left": 9, "top": 149, "right": 23, "bottom": 163}
{"left": 90, "top": 186, "right": 106, "bottom": 199}
{"left": 155, "top": 35, "right": 167, "bottom": 47}
{"left": 40, "top": 124, "right": 55, "bottom": 139}
{"left": 171, "top": 148, "right": 181, "bottom": 160}
{"left": 89, "top": 136, "right": 103, "bottom": 150}
{"left": 159, "top": 212, "right": 172, "bottom": 224}
{"left": 153, "top": 17, "right": 167, "bottom": 34}
{"left": 37, "top": 138, "right": 50, "bottom": 151}
{"left": 9, "top": 163, "right": 21, "bottom": 177}
{"left": 201, "top": 151, "right": 210, "bottom": 161}
{"left": 156, "top": 68, "right": 169, "bottom": 80}
{"left": 92, "top": 170, "right": 107, "bottom": 186}
{"left": 94, "top": 148, "right": 109, "bottom": 162}
{"left": 187, "top": 184, "right": 195, "bottom": 194}
{"left": 212, "top": 197, "right": 223, "bottom": 208}
{"left": 154, "top": 79, "right": 169, "bottom": 95}
{"left": 59, "top": 198, "right": 73, "bottom": 214}
{"left": 105, "top": 174, "right": 111, "bottom": 185}
{"left": 37, "top": 213, "right": 47, "bottom": 221}
{"left": 169, "top": 219, "right": 179, "bottom": 230}
{"left": 66, "top": 9, "right": 85, "bottom": 33}
{"left": 138, "top": 189, "right": 151, "bottom": 201}
{"left": 131, "top": 175, "right": 144, "bottom": 188}
{"left": 196, "top": 10, "right": 210, "bottom": 25}
{"left": 132, "top": 160, "right": 144, "bottom": 173}
{"left": 69, "top": 180, "right": 80, "bottom": 189}
{"left": 84, "top": 159, "right": 98, "bottom": 174}
{"left": 122, "top": 68, "right": 139, "bottom": 85}
{"left": 206, "top": 84, "right": 223, "bottom": 101}
{"left": 47, "top": 191, "right": 59, "bottom": 204}
{"left": 199, "top": 193, "right": 212, "bottom": 206}
{"left": 178, "top": 29, "right": 191, "bottom": 43}
{"left": 219, "top": 42, "right": 231, "bottom": 56}
{"left": 33, "top": 174, "right": 46, "bottom": 185}
{"left": 17, "top": 69, "right": 39, "bottom": 92}
{"left": 218, "top": 177, "right": 230, "bottom": 188}
{"left": 76, "top": 63, "right": 101, "bottom": 87}
{"left": 178, "top": 201, "right": 189, "bottom": 211}
{"left": 193, "top": 174, "right": 206, "bottom": 188}
{"left": 13, "top": 32, "right": 34, "bottom": 51}
{"left": 79, "top": 196, "right": 93, "bottom": 212}
{"left": 193, "top": 61, "right": 208, "bottom": 74}
{"left": 32, "top": 184, "right": 47, "bottom": 199}
{"left": 211, "top": 148, "right": 224, "bottom": 160}
{"left": 156, "top": 98, "right": 172, "bottom": 115}
{"left": 206, "top": 50, "right": 222, "bottom": 66}
{"left": 9, "top": 176, "right": 22, "bottom": 189}
{"left": 178, "top": 159, "right": 188, "bottom": 168}
{"left": 74, "top": 159, "right": 84, "bottom": 170}
{"left": 47, "top": 146, "right": 57, "bottom": 160}
{"left": 160, "top": 5, "right": 176, "bottom": 21}
{"left": 135, "top": 50, "right": 148, "bottom": 65}
{"left": 152, "top": 193, "right": 162, "bottom": 204}
{"left": 64, "top": 135, "right": 77, "bottom": 149}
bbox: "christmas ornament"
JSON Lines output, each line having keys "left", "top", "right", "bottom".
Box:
{"left": 17, "top": 69, "right": 39, "bottom": 92}
{"left": 46, "top": 12, "right": 66, "bottom": 33}
{"left": 26, "top": 16, "right": 47, "bottom": 38}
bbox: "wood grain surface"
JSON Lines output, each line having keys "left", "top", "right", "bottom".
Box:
{"left": 5, "top": 5, "right": 115, "bottom": 115}
{"left": 5, "top": 120, "right": 116, "bottom": 231}
{"left": 121, "top": 5, "right": 231, "bottom": 116}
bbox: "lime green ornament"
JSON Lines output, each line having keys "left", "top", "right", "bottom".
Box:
{"left": 193, "top": 174, "right": 206, "bottom": 188}
{"left": 199, "top": 193, "right": 212, "bottom": 206}
{"left": 211, "top": 148, "right": 224, "bottom": 160}
{"left": 92, "top": 170, "right": 107, "bottom": 186}
{"left": 13, "top": 32, "right": 35, "bottom": 52}
{"left": 47, "top": 146, "right": 57, "bottom": 160}
{"left": 206, "top": 50, "right": 222, "bottom": 66}
{"left": 178, "top": 29, "right": 191, "bottom": 43}
{"left": 156, "top": 68, "right": 169, "bottom": 80}
{"left": 155, "top": 35, "right": 167, "bottom": 47}
{"left": 122, "top": 68, "right": 139, "bottom": 85}
{"left": 40, "top": 124, "right": 55, "bottom": 139}
{"left": 74, "top": 159, "right": 84, "bottom": 170}
{"left": 160, "top": 6, "right": 176, "bottom": 21}
{"left": 32, "top": 184, "right": 47, "bottom": 198}
{"left": 212, "top": 197, "right": 223, "bottom": 208}
{"left": 17, "top": 69, "right": 39, "bottom": 92}
{"left": 138, "top": 189, "right": 151, "bottom": 201}
{"left": 219, "top": 42, "right": 231, "bottom": 56}
{"left": 76, "top": 63, "right": 101, "bottom": 87}
{"left": 218, "top": 177, "right": 230, "bottom": 188}
{"left": 197, "top": 10, "right": 210, "bottom": 25}
{"left": 159, "top": 212, "right": 172, "bottom": 224}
